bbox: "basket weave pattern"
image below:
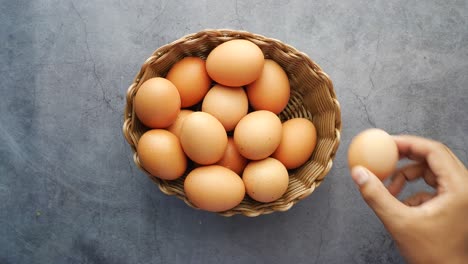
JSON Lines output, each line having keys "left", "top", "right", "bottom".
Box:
{"left": 123, "top": 29, "right": 342, "bottom": 217}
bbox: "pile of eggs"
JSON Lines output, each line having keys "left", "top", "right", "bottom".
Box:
{"left": 134, "top": 39, "right": 318, "bottom": 212}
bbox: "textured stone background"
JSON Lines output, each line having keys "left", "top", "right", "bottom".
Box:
{"left": 1, "top": 0, "right": 467, "bottom": 263}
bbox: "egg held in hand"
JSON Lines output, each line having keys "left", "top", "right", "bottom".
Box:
{"left": 347, "top": 128, "right": 398, "bottom": 181}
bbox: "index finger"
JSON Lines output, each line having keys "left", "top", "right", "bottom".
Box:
{"left": 393, "top": 135, "right": 439, "bottom": 161}
{"left": 393, "top": 135, "right": 466, "bottom": 183}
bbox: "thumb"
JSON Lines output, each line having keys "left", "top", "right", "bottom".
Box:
{"left": 351, "top": 166, "right": 409, "bottom": 223}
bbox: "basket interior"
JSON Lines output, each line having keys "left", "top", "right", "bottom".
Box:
{"left": 124, "top": 30, "right": 341, "bottom": 216}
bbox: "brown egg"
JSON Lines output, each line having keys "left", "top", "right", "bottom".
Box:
{"left": 272, "top": 118, "right": 317, "bottom": 169}
{"left": 180, "top": 112, "right": 228, "bottom": 165}
{"left": 167, "top": 109, "right": 194, "bottom": 138}
{"left": 137, "top": 129, "right": 187, "bottom": 180}
{"left": 242, "top": 158, "right": 289, "bottom": 203}
{"left": 246, "top": 59, "right": 290, "bottom": 114}
{"left": 216, "top": 137, "right": 248, "bottom": 175}
{"left": 348, "top": 128, "right": 398, "bottom": 180}
{"left": 166, "top": 57, "right": 211, "bottom": 107}
{"left": 184, "top": 165, "right": 245, "bottom": 212}
{"left": 206, "top": 39, "right": 264, "bottom": 87}
{"left": 234, "top": 110, "right": 282, "bottom": 160}
{"left": 134, "top": 77, "right": 181, "bottom": 128}
{"left": 201, "top": 84, "right": 248, "bottom": 131}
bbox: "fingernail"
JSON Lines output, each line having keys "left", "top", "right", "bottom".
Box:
{"left": 352, "top": 166, "right": 369, "bottom": 186}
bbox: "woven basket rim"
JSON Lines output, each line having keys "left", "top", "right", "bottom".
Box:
{"left": 122, "top": 29, "right": 342, "bottom": 217}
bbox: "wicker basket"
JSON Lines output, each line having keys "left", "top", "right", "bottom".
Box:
{"left": 123, "top": 29, "right": 342, "bottom": 217}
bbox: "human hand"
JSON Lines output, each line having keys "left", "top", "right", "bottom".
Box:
{"left": 350, "top": 135, "right": 468, "bottom": 264}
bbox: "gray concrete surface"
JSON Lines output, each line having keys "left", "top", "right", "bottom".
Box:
{"left": 1, "top": 0, "right": 467, "bottom": 263}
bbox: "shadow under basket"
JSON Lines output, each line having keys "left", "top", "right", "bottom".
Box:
{"left": 123, "top": 29, "right": 342, "bottom": 217}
